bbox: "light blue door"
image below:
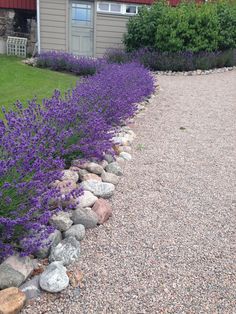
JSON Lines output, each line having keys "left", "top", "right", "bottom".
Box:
{"left": 70, "top": 1, "right": 94, "bottom": 56}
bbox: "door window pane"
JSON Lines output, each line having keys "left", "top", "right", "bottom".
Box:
{"left": 72, "top": 4, "right": 91, "bottom": 22}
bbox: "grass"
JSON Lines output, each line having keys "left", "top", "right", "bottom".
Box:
{"left": 0, "top": 55, "right": 78, "bottom": 119}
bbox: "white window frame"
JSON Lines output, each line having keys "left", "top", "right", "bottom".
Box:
{"left": 97, "top": 2, "right": 140, "bottom": 15}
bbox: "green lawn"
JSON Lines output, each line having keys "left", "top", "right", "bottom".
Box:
{"left": 0, "top": 55, "right": 78, "bottom": 119}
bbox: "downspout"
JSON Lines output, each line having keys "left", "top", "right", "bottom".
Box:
{"left": 36, "top": 0, "right": 41, "bottom": 54}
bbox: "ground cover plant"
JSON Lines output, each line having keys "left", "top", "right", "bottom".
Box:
{"left": 0, "top": 61, "right": 154, "bottom": 261}
{"left": 122, "top": 0, "right": 236, "bottom": 71}
{"left": 0, "top": 56, "right": 78, "bottom": 118}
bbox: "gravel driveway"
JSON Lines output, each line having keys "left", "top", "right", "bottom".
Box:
{"left": 23, "top": 70, "right": 236, "bottom": 314}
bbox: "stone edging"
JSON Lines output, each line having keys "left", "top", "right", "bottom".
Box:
{"left": 0, "top": 76, "right": 158, "bottom": 313}
{"left": 155, "top": 66, "right": 236, "bottom": 76}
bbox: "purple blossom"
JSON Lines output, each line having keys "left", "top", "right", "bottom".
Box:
{"left": 0, "top": 59, "right": 154, "bottom": 261}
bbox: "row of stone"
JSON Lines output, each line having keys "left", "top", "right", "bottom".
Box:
{"left": 155, "top": 66, "right": 236, "bottom": 76}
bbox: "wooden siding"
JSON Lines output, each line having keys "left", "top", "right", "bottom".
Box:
{"left": 96, "top": 13, "right": 129, "bottom": 57}
{"left": 40, "top": 0, "right": 67, "bottom": 52}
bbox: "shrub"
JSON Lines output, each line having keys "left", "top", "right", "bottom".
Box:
{"left": 105, "top": 47, "right": 236, "bottom": 71}
{"left": 104, "top": 48, "right": 131, "bottom": 64}
{"left": 37, "top": 51, "right": 107, "bottom": 76}
{"left": 124, "top": 0, "right": 236, "bottom": 53}
{"left": 0, "top": 62, "right": 154, "bottom": 261}
{"left": 133, "top": 48, "right": 236, "bottom": 71}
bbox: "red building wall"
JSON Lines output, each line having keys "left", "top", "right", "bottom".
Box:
{"left": 0, "top": 0, "right": 36, "bottom": 10}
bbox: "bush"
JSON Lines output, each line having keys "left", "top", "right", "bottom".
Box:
{"left": 124, "top": 0, "right": 236, "bottom": 53}
{"left": 37, "top": 51, "right": 107, "bottom": 76}
{"left": 104, "top": 48, "right": 131, "bottom": 64}
{"left": 133, "top": 48, "right": 236, "bottom": 71}
{"left": 0, "top": 61, "right": 154, "bottom": 261}
{"left": 105, "top": 47, "right": 236, "bottom": 71}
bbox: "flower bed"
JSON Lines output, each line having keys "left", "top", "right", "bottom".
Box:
{"left": 36, "top": 51, "right": 107, "bottom": 76}
{"left": 105, "top": 48, "right": 236, "bottom": 72}
{"left": 0, "top": 61, "right": 154, "bottom": 262}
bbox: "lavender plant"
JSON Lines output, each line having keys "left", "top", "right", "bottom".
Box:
{"left": 0, "top": 61, "right": 154, "bottom": 261}
{"left": 37, "top": 51, "right": 107, "bottom": 76}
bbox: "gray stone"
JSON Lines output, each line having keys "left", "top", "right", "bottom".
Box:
{"left": 63, "top": 224, "right": 86, "bottom": 241}
{"left": 60, "top": 170, "right": 79, "bottom": 183}
{"left": 71, "top": 207, "right": 99, "bottom": 228}
{"left": 119, "top": 152, "right": 132, "bottom": 161}
{"left": 112, "top": 136, "right": 124, "bottom": 145}
{"left": 20, "top": 275, "right": 41, "bottom": 300}
{"left": 104, "top": 154, "right": 114, "bottom": 163}
{"left": 0, "top": 264, "right": 25, "bottom": 289}
{"left": 77, "top": 190, "right": 98, "bottom": 208}
{"left": 101, "top": 171, "right": 119, "bottom": 185}
{"left": 50, "top": 211, "right": 73, "bottom": 232}
{"left": 81, "top": 180, "right": 115, "bottom": 198}
{"left": 86, "top": 162, "right": 104, "bottom": 175}
{"left": 0, "top": 255, "right": 37, "bottom": 289}
{"left": 39, "top": 262, "right": 69, "bottom": 293}
{"left": 35, "top": 229, "right": 62, "bottom": 259}
{"left": 99, "top": 160, "right": 109, "bottom": 169}
{"left": 78, "top": 168, "right": 89, "bottom": 178}
{"left": 115, "top": 157, "right": 125, "bottom": 166}
{"left": 3, "top": 255, "right": 36, "bottom": 281}
{"left": 105, "top": 162, "right": 123, "bottom": 176}
{"left": 121, "top": 146, "right": 132, "bottom": 153}
{"left": 49, "top": 237, "right": 80, "bottom": 266}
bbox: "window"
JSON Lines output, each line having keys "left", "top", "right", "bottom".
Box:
{"left": 97, "top": 2, "right": 140, "bottom": 15}
{"left": 72, "top": 3, "right": 91, "bottom": 22}
{"left": 110, "top": 4, "right": 122, "bottom": 13}
{"left": 98, "top": 3, "right": 109, "bottom": 11}
{"left": 125, "top": 5, "right": 137, "bottom": 14}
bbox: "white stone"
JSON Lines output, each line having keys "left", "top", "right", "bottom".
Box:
{"left": 86, "top": 162, "right": 104, "bottom": 175}
{"left": 63, "top": 224, "right": 86, "bottom": 241}
{"left": 77, "top": 190, "right": 98, "bottom": 208}
{"left": 119, "top": 152, "right": 132, "bottom": 161}
{"left": 49, "top": 237, "right": 80, "bottom": 266}
{"left": 39, "top": 262, "right": 69, "bottom": 293}
{"left": 72, "top": 207, "right": 99, "bottom": 228}
{"left": 80, "top": 180, "right": 115, "bottom": 198}
{"left": 61, "top": 170, "right": 79, "bottom": 183}
{"left": 105, "top": 162, "right": 123, "bottom": 176}
{"left": 101, "top": 171, "right": 119, "bottom": 185}
{"left": 50, "top": 211, "right": 73, "bottom": 232}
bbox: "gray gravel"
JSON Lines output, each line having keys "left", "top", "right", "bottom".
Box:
{"left": 22, "top": 70, "right": 236, "bottom": 313}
